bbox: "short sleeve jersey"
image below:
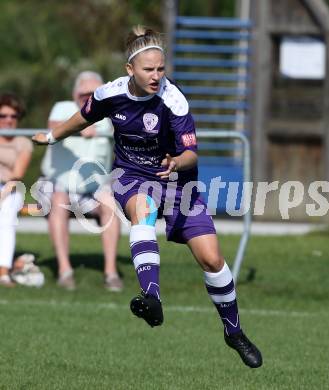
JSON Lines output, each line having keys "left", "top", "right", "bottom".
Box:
{"left": 81, "top": 76, "right": 198, "bottom": 184}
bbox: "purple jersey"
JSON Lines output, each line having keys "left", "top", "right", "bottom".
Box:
{"left": 81, "top": 76, "right": 198, "bottom": 184}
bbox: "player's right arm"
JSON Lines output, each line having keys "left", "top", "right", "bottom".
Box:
{"left": 32, "top": 111, "right": 91, "bottom": 145}
{"left": 33, "top": 82, "right": 112, "bottom": 145}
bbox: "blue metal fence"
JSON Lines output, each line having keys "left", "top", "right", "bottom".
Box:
{"left": 173, "top": 16, "right": 252, "bottom": 214}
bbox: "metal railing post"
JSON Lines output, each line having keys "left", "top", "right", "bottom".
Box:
{"left": 196, "top": 130, "right": 252, "bottom": 282}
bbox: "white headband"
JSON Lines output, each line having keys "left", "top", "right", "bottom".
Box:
{"left": 128, "top": 45, "right": 163, "bottom": 63}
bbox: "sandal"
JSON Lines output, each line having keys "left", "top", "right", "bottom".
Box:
{"left": 57, "top": 269, "right": 76, "bottom": 291}
{"left": 0, "top": 274, "right": 15, "bottom": 287}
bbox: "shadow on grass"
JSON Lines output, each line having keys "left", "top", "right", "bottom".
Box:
{"left": 36, "top": 254, "right": 131, "bottom": 278}
{"left": 227, "top": 267, "right": 258, "bottom": 286}
{"left": 306, "top": 227, "right": 329, "bottom": 237}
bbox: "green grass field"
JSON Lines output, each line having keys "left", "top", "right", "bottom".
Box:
{"left": 1, "top": 231, "right": 329, "bottom": 389}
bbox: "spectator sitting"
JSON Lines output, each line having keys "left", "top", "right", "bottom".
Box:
{"left": 40, "top": 71, "right": 122, "bottom": 291}
{"left": 0, "top": 93, "right": 32, "bottom": 287}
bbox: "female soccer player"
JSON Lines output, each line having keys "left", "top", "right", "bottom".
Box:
{"left": 33, "top": 26, "right": 262, "bottom": 368}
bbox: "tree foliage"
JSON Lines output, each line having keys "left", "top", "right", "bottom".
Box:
{"left": 179, "top": 0, "right": 234, "bottom": 17}
{"left": 0, "top": 0, "right": 163, "bottom": 127}
{"left": 0, "top": 0, "right": 236, "bottom": 128}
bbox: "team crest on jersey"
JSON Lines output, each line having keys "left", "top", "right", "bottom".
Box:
{"left": 143, "top": 113, "right": 159, "bottom": 133}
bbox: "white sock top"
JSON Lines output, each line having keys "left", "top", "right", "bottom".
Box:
{"left": 130, "top": 224, "right": 157, "bottom": 244}
{"left": 204, "top": 262, "right": 233, "bottom": 287}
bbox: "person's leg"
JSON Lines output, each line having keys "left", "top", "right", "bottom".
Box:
{"left": 187, "top": 233, "right": 262, "bottom": 368}
{"left": 0, "top": 191, "right": 23, "bottom": 287}
{"left": 125, "top": 193, "right": 163, "bottom": 327}
{"left": 48, "top": 191, "right": 75, "bottom": 289}
{"left": 95, "top": 191, "right": 123, "bottom": 291}
{"left": 126, "top": 193, "right": 161, "bottom": 299}
{"left": 187, "top": 234, "right": 241, "bottom": 335}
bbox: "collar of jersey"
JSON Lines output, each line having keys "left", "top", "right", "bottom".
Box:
{"left": 125, "top": 77, "right": 164, "bottom": 101}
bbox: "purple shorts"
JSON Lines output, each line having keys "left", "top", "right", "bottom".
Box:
{"left": 112, "top": 174, "right": 216, "bottom": 244}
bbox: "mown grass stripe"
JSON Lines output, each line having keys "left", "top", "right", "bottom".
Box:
{"left": 0, "top": 298, "right": 318, "bottom": 318}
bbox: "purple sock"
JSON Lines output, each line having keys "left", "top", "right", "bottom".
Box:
{"left": 204, "top": 263, "right": 241, "bottom": 336}
{"left": 130, "top": 225, "right": 160, "bottom": 300}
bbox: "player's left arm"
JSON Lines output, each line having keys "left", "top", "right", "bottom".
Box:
{"left": 157, "top": 93, "right": 198, "bottom": 179}
{"left": 157, "top": 150, "right": 197, "bottom": 179}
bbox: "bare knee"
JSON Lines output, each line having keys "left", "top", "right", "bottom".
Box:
{"left": 49, "top": 192, "right": 69, "bottom": 220}
{"left": 188, "top": 234, "right": 226, "bottom": 273}
{"left": 125, "top": 194, "right": 155, "bottom": 225}
{"left": 200, "top": 254, "right": 225, "bottom": 273}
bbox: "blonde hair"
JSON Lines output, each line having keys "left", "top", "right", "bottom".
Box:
{"left": 126, "top": 25, "right": 164, "bottom": 63}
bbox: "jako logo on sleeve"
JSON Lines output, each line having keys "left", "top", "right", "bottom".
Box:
{"left": 181, "top": 133, "right": 197, "bottom": 147}
{"left": 115, "top": 113, "right": 126, "bottom": 120}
